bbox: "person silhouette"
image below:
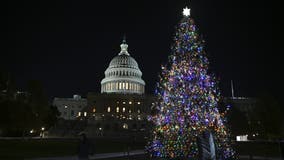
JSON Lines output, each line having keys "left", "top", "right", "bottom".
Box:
{"left": 78, "top": 133, "right": 90, "bottom": 160}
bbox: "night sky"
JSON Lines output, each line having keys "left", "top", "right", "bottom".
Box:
{"left": 1, "top": 0, "right": 276, "bottom": 100}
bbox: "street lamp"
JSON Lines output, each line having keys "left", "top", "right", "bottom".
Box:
{"left": 40, "top": 127, "right": 45, "bottom": 138}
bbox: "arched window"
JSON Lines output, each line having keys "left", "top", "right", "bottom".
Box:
{"left": 119, "top": 82, "right": 122, "bottom": 90}
{"left": 107, "top": 107, "right": 111, "bottom": 112}
{"left": 116, "top": 107, "right": 119, "bottom": 113}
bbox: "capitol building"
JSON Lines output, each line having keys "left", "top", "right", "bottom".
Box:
{"left": 82, "top": 39, "right": 154, "bottom": 137}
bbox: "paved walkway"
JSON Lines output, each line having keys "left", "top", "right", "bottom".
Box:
{"left": 31, "top": 150, "right": 145, "bottom": 160}
{"left": 90, "top": 150, "right": 144, "bottom": 159}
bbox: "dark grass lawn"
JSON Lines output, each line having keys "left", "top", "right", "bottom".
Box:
{"left": 0, "top": 137, "right": 146, "bottom": 159}
{"left": 100, "top": 154, "right": 147, "bottom": 160}
{"left": 0, "top": 139, "right": 79, "bottom": 159}
{"left": 90, "top": 137, "right": 146, "bottom": 154}
{"left": 235, "top": 141, "right": 282, "bottom": 157}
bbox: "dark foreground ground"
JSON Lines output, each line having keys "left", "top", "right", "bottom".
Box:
{"left": 0, "top": 137, "right": 283, "bottom": 160}
{"left": 0, "top": 137, "right": 145, "bottom": 159}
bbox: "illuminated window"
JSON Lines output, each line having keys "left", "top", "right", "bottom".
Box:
{"left": 138, "top": 115, "right": 141, "bottom": 120}
{"left": 123, "top": 123, "right": 128, "bottom": 129}
{"left": 129, "top": 101, "right": 132, "bottom": 104}
{"left": 107, "top": 107, "right": 111, "bottom": 112}
{"left": 123, "top": 107, "right": 125, "bottom": 112}
{"left": 137, "top": 102, "right": 141, "bottom": 105}
{"left": 116, "top": 107, "right": 119, "bottom": 113}
{"left": 93, "top": 108, "right": 96, "bottom": 113}
{"left": 122, "top": 82, "right": 125, "bottom": 89}
{"left": 64, "top": 106, "right": 68, "bottom": 109}
{"left": 116, "top": 82, "right": 119, "bottom": 90}
{"left": 126, "top": 82, "right": 129, "bottom": 90}
{"left": 137, "top": 109, "right": 141, "bottom": 113}
{"left": 78, "top": 112, "right": 81, "bottom": 117}
{"left": 119, "top": 82, "right": 122, "bottom": 89}
{"left": 84, "top": 112, "right": 87, "bottom": 117}
{"left": 129, "top": 109, "right": 131, "bottom": 113}
{"left": 123, "top": 101, "right": 126, "bottom": 104}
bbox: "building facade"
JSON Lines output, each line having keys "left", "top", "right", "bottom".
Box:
{"left": 53, "top": 95, "right": 87, "bottom": 120}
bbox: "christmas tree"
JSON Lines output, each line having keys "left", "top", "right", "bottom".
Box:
{"left": 147, "top": 7, "right": 236, "bottom": 159}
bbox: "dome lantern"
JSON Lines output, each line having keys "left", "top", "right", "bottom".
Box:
{"left": 119, "top": 37, "right": 130, "bottom": 56}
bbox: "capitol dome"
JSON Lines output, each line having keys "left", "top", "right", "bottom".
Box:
{"left": 101, "top": 39, "right": 145, "bottom": 94}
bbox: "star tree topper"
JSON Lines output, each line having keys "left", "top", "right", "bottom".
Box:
{"left": 183, "top": 7, "right": 191, "bottom": 17}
